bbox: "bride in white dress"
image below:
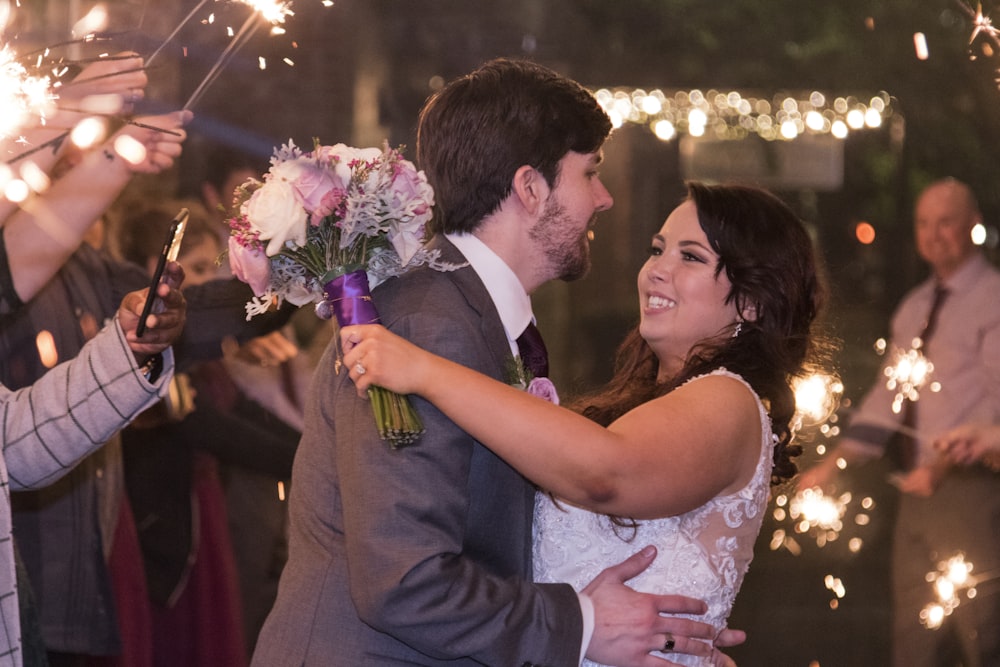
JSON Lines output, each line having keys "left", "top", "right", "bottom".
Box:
{"left": 342, "top": 181, "right": 825, "bottom": 666}
{"left": 532, "top": 367, "right": 774, "bottom": 667}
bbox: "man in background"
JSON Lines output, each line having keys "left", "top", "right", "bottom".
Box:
{"left": 799, "top": 178, "right": 1000, "bottom": 667}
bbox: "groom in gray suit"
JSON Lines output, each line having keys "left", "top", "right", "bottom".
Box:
{"left": 253, "top": 58, "right": 735, "bottom": 666}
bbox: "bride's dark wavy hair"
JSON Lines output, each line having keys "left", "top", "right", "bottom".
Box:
{"left": 572, "top": 181, "right": 828, "bottom": 485}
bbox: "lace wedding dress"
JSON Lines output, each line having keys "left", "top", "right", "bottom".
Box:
{"left": 532, "top": 370, "right": 774, "bottom": 667}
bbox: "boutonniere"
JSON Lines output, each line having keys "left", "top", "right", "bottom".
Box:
{"left": 506, "top": 356, "right": 560, "bottom": 405}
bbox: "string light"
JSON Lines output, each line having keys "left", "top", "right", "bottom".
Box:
{"left": 592, "top": 87, "right": 894, "bottom": 142}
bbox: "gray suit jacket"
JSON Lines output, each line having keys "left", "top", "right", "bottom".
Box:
{"left": 253, "top": 236, "right": 582, "bottom": 666}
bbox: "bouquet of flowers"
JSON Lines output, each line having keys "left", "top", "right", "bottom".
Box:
{"left": 225, "top": 139, "right": 450, "bottom": 447}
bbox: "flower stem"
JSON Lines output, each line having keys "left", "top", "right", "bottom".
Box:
{"left": 367, "top": 385, "right": 423, "bottom": 448}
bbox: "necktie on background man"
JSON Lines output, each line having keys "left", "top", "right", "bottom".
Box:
{"left": 516, "top": 321, "right": 549, "bottom": 379}
{"left": 898, "top": 283, "right": 949, "bottom": 471}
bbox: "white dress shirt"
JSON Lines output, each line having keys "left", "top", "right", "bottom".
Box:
{"left": 446, "top": 232, "right": 595, "bottom": 665}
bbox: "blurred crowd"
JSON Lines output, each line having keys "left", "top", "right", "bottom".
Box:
{"left": 0, "top": 52, "right": 328, "bottom": 667}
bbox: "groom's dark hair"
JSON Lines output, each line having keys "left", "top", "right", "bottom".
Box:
{"left": 416, "top": 57, "right": 612, "bottom": 235}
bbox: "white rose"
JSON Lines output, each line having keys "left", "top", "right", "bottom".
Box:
{"left": 326, "top": 144, "right": 383, "bottom": 190}
{"left": 245, "top": 178, "right": 308, "bottom": 256}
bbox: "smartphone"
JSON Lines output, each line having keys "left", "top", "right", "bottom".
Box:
{"left": 136, "top": 207, "right": 189, "bottom": 337}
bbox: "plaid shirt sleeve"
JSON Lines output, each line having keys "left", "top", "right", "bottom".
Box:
{"left": 0, "top": 318, "right": 173, "bottom": 664}
{"left": 1, "top": 316, "right": 174, "bottom": 491}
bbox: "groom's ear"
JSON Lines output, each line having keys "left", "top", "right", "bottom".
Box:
{"left": 511, "top": 165, "right": 548, "bottom": 217}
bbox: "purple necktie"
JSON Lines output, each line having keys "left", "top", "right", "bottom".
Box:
{"left": 516, "top": 322, "right": 549, "bottom": 379}
{"left": 899, "top": 283, "right": 949, "bottom": 471}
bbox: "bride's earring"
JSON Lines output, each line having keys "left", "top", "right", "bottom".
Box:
{"left": 732, "top": 321, "right": 743, "bottom": 338}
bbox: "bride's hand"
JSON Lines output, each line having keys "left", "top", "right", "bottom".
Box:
{"left": 340, "top": 324, "right": 430, "bottom": 398}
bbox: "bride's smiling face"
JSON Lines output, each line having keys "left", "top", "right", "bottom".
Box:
{"left": 637, "top": 200, "right": 740, "bottom": 374}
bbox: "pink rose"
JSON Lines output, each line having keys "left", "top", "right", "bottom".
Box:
{"left": 228, "top": 236, "right": 272, "bottom": 295}
{"left": 275, "top": 157, "right": 344, "bottom": 220}
{"left": 388, "top": 162, "right": 433, "bottom": 218}
{"left": 527, "top": 377, "right": 560, "bottom": 405}
{"left": 386, "top": 163, "right": 433, "bottom": 265}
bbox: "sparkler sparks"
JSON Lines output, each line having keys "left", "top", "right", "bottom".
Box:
{"left": 0, "top": 45, "right": 55, "bottom": 140}
{"left": 183, "top": 0, "right": 297, "bottom": 110}
{"left": 768, "top": 487, "right": 875, "bottom": 616}
{"left": 770, "top": 487, "right": 873, "bottom": 553}
{"left": 792, "top": 371, "right": 844, "bottom": 432}
{"left": 146, "top": 0, "right": 212, "bottom": 67}
{"left": 968, "top": 2, "right": 999, "bottom": 44}
{"left": 234, "top": 0, "right": 294, "bottom": 31}
{"left": 954, "top": 0, "right": 1000, "bottom": 90}
{"left": 921, "top": 553, "right": 977, "bottom": 629}
{"left": 876, "top": 338, "right": 940, "bottom": 414}
{"left": 768, "top": 368, "right": 866, "bottom": 556}
{"left": 825, "top": 574, "right": 847, "bottom": 608}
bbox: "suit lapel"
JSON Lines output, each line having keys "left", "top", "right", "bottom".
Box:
{"left": 425, "top": 236, "right": 536, "bottom": 576}
{"left": 425, "top": 235, "right": 514, "bottom": 382}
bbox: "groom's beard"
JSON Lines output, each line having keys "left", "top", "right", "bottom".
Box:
{"left": 530, "top": 197, "right": 592, "bottom": 283}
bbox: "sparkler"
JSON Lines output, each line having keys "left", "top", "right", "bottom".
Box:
{"left": 2, "top": 49, "right": 151, "bottom": 167}
{"left": 963, "top": 2, "right": 1000, "bottom": 44}
{"left": 921, "top": 552, "right": 1000, "bottom": 631}
{"left": 768, "top": 368, "right": 868, "bottom": 556}
{"left": 770, "top": 487, "right": 873, "bottom": 553}
{"left": 234, "top": 0, "right": 294, "bottom": 29}
{"left": 145, "top": 0, "right": 213, "bottom": 67}
{"left": 954, "top": 1, "right": 1000, "bottom": 89}
{"left": 792, "top": 371, "right": 844, "bottom": 433}
{"left": 0, "top": 44, "right": 56, "bottom": 141}
{"left": 920, "top": 552, "right": 978, "bottom": 629}
{"left": 875, "top": 337, "right": 940, "bottom": 414}
{"left": 181, "top": 0, "right": 294, "bottom": 111}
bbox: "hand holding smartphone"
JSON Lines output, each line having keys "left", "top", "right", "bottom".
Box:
{"left": 136, "top": 208, "right": 189, "bottom": 337}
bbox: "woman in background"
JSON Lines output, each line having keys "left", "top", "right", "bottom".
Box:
{"left": 115, "top": 200, "right": 305, "bottom": 666}
{"left": 115, "top": 201, "right": 248, "bottom": 667}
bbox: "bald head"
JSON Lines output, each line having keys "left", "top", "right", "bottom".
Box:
{"left": 914, "top": 178, "right": 981, "bottom": 280}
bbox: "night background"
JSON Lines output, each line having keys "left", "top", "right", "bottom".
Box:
{"left": 12, "top": 1, "right": 1000, "bottom": 664}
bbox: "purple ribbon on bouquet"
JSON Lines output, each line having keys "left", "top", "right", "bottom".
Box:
{"left": 319, "top": 269, "right": 424, "bottom": 448}
{"left": 323, "top": 270, "right": 381, "bottom": 326}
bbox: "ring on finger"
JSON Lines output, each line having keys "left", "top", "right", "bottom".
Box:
{"left": 662, "top": 634, "right": 676, "bottom": 652}
{"left": 355, "top": 361, "right": 366, "bottom": 375}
